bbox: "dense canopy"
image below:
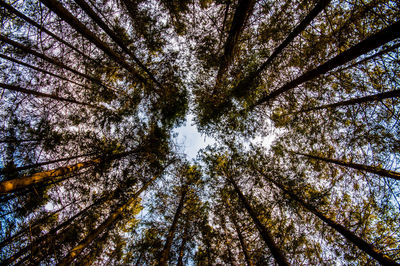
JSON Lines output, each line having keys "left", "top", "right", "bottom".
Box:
{"left": 0, "top": 0, "right": 399, "bottom": 264}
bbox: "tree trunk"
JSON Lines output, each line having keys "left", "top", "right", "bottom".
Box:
{"left": 159, "top": 188, "right": 188, "bottom": 266}
{"left": 227, "top": 176, "right": 289, "bottom": 266}
{"left": 0, "top": 152, "right": 97, "bottom": 175}
{"left": 252, "top": 20, "right": 400, "bottom": 108}
{"left": 261, "top": 172, "right": 399, "bottom": 265}
{"left": 0, "top": 150, "right": 134, "bottom": 194}
{"left": 214, "top": 0, "right": 256, "bottom": 90}
{"left": 0, "top": 82, "right": 95, "bottom": 107}
{"left": 58, "top": 174, "right": 158, "bottom": 266}
{"left": 177, "top": 222, "right": 188, "bottom": 266}
{"left": 0, "top": 0, "right": 97, "bottom": 64}
{"left": 288, "top": 89, "right": 400, "bottom": 115}
{"left": 232, "top": 0, "right": 331, "bottom": 98}
{"left": 73, "top": 0, "right": 162, "bottom": 89}
{"left": 0, "top": 53, "right": 93, "bottom": 89}
{"left": 296, "top": 152, "right": 400, "bottom": 181}
{"left": 0, "top": 34, "right": 109, "bottom": 89}
{"left": 231, "top": 210, "right": 253, "bottom": 266}
{"left": 39, "top": 0, "right": 147, "bottom": 85}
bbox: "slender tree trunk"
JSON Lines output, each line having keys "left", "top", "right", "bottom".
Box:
{"left": 232, "top": 0, "right": 331, "bottom": 98}
{"left": 0, "top": 34, "right": 109, "bottom": 89}
{"left": 251, "top": 20, "right": 400, "bottom": 108}
{"left": 177, "top": 223, "right": 188, "bottom": 266}
{"left": 0, "top": 0, "right": 98, "bottom": 64}
{"left": 159, "top": 188, "right": 188, "bottom": 266}
{"left": 39, "top": 0, "right": 147, "bottom": 84}
{"left": 261, "top": 172, "right": 399, "bottom": 265}
{"left": 58, "top": 175, "right": 158, "bottom": 266}
{"left": 0, "top": 152, "right": 97, "bottom": 175}
{"left": 0, "top": 150, "right": 134, "bottom": 194}
{"left": 295, "top": 152, "right": 400, "bottom": 180}
{"left": 287, "top": 89, "right": 400, "bottom": 115}
{"left": 1, "top": 196, "right": 106, "bottom": 265}
{"left": 0, "top": 82, "right": 95, "bottom": 107}
{"left": 215, "top": 0, "right": 256, "bottom": 90}
{"left": 231, "top": 211, "right": 253, "bottom": 266}
{"left": 227, "top": 176, "right": 289, "bottom": 266}
{"left": 0, "top": 54, "right": 93, "bottom": 89}
{"left": 0, "top": 201, "right": 75, "bottom": 250}
{"left": 73, "top": 0, "right": 162, "bottom": 89}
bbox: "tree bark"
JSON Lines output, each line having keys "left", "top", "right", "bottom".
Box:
{"left": 296, "top": 152, "right": 400, "bottom": 181}
{"left": 261, "top": 172, "right": 399, "bottom": 265}
{"left": 0, "top": 150, "right": 134, "bottom": 194}
{"left": 177, "top": 222, "right": 188, "bottom": 266}
{"left": 227, "top": 176, "right": 289, "bottom": 266}
{"left": 0, "top": 0, "right": 98, "bottom": 64}
{"left": 214, "top": 0, "right": 256, "bottom": 90}
{"left": 288, "top": 89, "right": 400, "bottom": 115}
{"left": 73, "top": 0, "right": 162, "bottom": 89}
{"left": 231, "top": 210, "right": 253, "bottom": 266}
{"left": 0, "top": 82, "right": 95, "bottom": 107}
{"left": 159, "top": 188, "right": 188, "bottom": 266}
{"left": 0, "top": 34, "right": 110, "bottom": 89}
{"left": 251, "top": 20, "right": 400, "bottom": 109}
{"left": 39, "top": 0, "right": 147, "bottom": 84}
{"left": 232, "top": 0, "right": 331, "bottom": 98}
{"left": 58, "top": 174, "right": 159, "bottom": 266}
{"left": 0, "top": 152, "right": 97, "bottom": 175}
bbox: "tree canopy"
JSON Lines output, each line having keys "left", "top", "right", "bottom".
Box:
{"left": 1, "top": 0, "right": 399, "bottom": 264}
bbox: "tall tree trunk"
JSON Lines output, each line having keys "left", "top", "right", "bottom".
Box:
{"left": 58, "top": 174, "right": 159, "bottom": 266}
{"left": 295, "top": 152, "right": 400, "bottom": 181}
{"left": 177, "top": 222, "right": 188, "bottom": 266}
{"left": 0, "top": 152, "right": 97, "bottom": 175}
{"left": 251, "top": 20, "right": 400, "bottom": 109}
{"left": 0, "top": 53, "right": 94, "bottom": 89}
{"left": 0, "top": 83, "right": 95, "bottom": 107}
{"left": 73, "top": 0, "right": 162, "bottom": 89}
{"left": 287, "top": 89, "right": 400, "bottom": 115}
{"left": 0, "top": 34, "right": 110, "bottom": 89}
{"left": 227, "top": 176, "right": 289, "bottom": 266}
{"left": 232, "top": 0, "right": 331, "bottom": 98}
{"left": 159, "top": 188, "right": 188, "bottom": 266}
{"left": 231, "top": 210, "right": 253, "bottom": 266}
{"left": 0, "top": 0, "right": 98, "bottom": 64}
{"left": 214, "top": 0, "right": 256, "bottom": 90}
{"left": 0, "top": 150, "right": 134, "bottom": 194}
{"left": 1, "top": 195, "right": 107, "bottom": 265}
{"left": 261, "top": 172, "right": 399, "bottom": 265}
{"left": 39, "top": 0, "right": 147, "bottom": 85}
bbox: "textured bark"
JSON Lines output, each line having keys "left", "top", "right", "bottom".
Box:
{"left": 73, "top": 0, "right": 162, "bottom": 89}
{"left": 289, "top": 89, "right": 400, "bottom": 115}
{"left": 232, "top": 0, "right": 331, "bottom": 98}
{"left": 0, "top": 151, "right": 134, "bottom": 194}
{"left": 159, "top": 188, "right": 188, "bottom": 266}
{"left": 0, "top": 82, "right": 95, "bottom": 107}
{"left": 231, "top": 211, "right": 253, "bottom": 266}
{"left": 296, "top": 152, "right": 400, "bottom": 181}
{"left": 261, "top": 173, "right": 399, "bottom": 265}
{"left": 252, "top": 20, "right": 400, "bottom": 108}
{"left": 0, "top": 0, "right": 97, "bottom": 64}
{"left": 177, "top": 223, "right": 188, "bottom": 266}
{"left": 0, "top": 152, "right": 96, "bottom": 175}
{"left": 228, "top": 176, "right": 289, "bottom": 266}
{"left": 0, "top": 35, "right": 109, "bottom": 89}
{"left": 59, "top": 175, "right": 159, "bottom": 266}
{"left": 39, "top": 0, "right": 147, "bottom": 84}
{"left": 0, "top": 54, "right": 92, "bottom": 89}
{"left": 215, "top": 0, "right": 256, "bottom": 89}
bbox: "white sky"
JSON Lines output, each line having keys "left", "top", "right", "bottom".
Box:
{"left": 173, "top": 114, "right": 216, "bottom": 160}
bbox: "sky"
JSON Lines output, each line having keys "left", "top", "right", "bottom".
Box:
{"left": 173, "top": 114, "right": 216, "bottom": 160}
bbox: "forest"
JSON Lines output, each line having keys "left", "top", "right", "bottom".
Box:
{"left": 0, "top": 0, "right": 399, "bottom": 264}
